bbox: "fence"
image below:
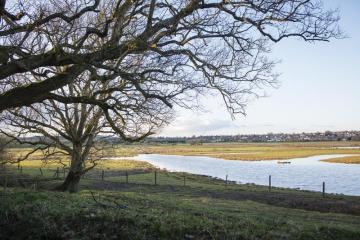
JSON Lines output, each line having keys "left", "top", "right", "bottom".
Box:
{"left": 81, "top": 169, "right": 329, "bottom": 197}
{"left": 0, "top": 165, "right": 65, "bottom": 191}
{"left": 0, "top": 165, "right": 329, "bottom": 198}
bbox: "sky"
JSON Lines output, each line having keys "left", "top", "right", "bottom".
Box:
{"left": 159, "top": 0, "right": 360, "bottom": 137}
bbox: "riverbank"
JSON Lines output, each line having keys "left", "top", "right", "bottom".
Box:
{"left": 108, "top": 142, "right": 360, "bottom": 163}
{"left": 6, "top": 142, "right": 360, "bottom": 164}
{"left": 1, "top": 159, "right": 360, "bottom": 239}
{"left": 322, "top": 155, "right": 360, "bottom": 164}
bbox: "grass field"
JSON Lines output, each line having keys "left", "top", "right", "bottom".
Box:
{"left": 107, "top": 141, "right": 360, "bottom": 163}
{"left": 2, "top": 141, "right": 360, "bottom": 239}
{"left": 5, "top": 142, "right": 360, "bottom": 168}
{"left": 1, "top": 157, "right": 360, "bottom": 240}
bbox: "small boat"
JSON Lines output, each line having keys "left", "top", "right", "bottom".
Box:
{"left": 277, "top": 161, "right": 291, "bottom": 164}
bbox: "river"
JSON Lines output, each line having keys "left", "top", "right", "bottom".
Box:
{"left": 109, "top": 154, "right": 360, "bottom": 196}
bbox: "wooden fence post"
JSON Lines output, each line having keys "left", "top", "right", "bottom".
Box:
{"left": 17, "top": 163, "right": 20, "bottom": 171}
{"left": 101, "top": 170, "right": 104, "bottom": 181}
{"left": 183, "top": 174, "right": 186, "bottom": 186}
{"left": 269, "top": 175, "right": 272, "bottom": 192}
{"left": 20, "top": 166, "right": 23, "bottom": 173}
{"left": 39, "top": 168, "right": 43, "bottom": 176}
{"left": 125, "top": 171, "right": 128, "bottom": 184}
{"left": 154, "top": 171, "right": 157, "bottom": 185}
{"left": 4, "top": 176, "right": 7, "bottom": 192}
{"left": 322, "top": 182, "right": 325, "bottom": 198}
{"left": 225, "top": 174, "right": 228, "bottom": 188}
{"left": 33, "top": 177, "right": 37, "bottom": 191}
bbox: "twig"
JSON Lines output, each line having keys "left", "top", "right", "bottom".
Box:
{"left": 86, "top": 187, "right": 127, "bottom": 209}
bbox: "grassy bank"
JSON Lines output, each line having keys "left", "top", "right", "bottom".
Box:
{"left": 322, "top": 155, "right": 360, "bottom": 164}
{"left": 1, "top": 158, "right": 360, "bottom": 239}
{"left": 6, "top": 142, "right": 360, "bottom": 165}
{"left": 110, "top": 142, "right": 360, "bottom": 163}
{"left": 1, "top": 186, "right": 360, "bottom": 240}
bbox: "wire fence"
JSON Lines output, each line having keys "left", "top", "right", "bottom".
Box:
{"left": 0, "top": 164, "right": 329, "bottom": 198}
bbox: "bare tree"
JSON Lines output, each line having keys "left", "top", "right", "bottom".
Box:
{"left": 0, "top": 1, "right": 343, "bottom": 192}
{"left": 0, "top": 70, "right": 171, "bottom": 192}
{"left": 0, "top": 0, "right": 342, "bottom": 114}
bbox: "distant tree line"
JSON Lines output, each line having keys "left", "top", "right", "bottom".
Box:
{"left": 6, "top": 131, "right": 359, "bottom": 148}
{"left": 142, "top": 131, "right": 360, "bottom": 144}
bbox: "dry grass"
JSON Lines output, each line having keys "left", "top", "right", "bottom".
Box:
{"left": 120, "top": 142, "right": 360, "bottom": 162}
{"left": 322, "top": 156, "right": 360, "bottom": 164}
{"left": 5, "top": 142, "right": 360, "bottom": 167}
{"left": 97, "top": 159, "right": 153, "bottom": 170}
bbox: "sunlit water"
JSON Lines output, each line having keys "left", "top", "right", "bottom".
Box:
{"left": 108, "top": 154, "right": 360, "bottom": 196}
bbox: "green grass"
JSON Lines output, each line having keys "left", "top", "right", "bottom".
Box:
{"left": 1, "top": 185, "right": 360, "bottom": 240}
{"left": 1, "top": 159, "right": 360, "bottom": 239}
{"left": 2, "top": 142, "right": 360, "bottom": 239}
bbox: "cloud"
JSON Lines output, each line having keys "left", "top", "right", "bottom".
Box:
{"left": 158, "top": 117, "right": 238, "bottom": 137}
{"left": 157, "top": 114, "right": 281, "bottom": 137}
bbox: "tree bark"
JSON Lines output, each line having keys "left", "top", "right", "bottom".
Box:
{"left": 54, "top": 170, "right": 81, "bottom": 193}
{"left": 0, "top": 65, "right": 84, "bottom": 111}
{"left": 54, "top": 144, "right": 84, "bottom": 193}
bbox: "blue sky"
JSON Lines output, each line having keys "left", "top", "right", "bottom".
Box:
{"left": 159, "top": 0, "right": 360, "bottom": 137}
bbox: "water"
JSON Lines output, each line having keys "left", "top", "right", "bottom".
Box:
{"left": 109, "top": 154, "right": 360, "bottom": 196}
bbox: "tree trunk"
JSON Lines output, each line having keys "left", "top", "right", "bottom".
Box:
{"left": 54, "top": 170, "right": 81, "bottom": 193}
{"left": 54, "top": 144, "right": 84, "bottom": 193}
